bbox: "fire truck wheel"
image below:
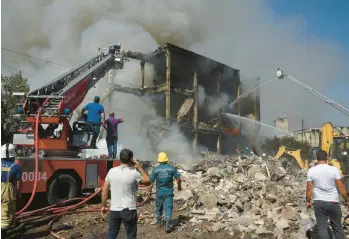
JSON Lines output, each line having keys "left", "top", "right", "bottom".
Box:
{"left": 47, "top": 173, "right": 80, "bottom": 205}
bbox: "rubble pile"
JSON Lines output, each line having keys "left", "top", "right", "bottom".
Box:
{"left": 159, "top": 153, "right": 349, "bottom": 238}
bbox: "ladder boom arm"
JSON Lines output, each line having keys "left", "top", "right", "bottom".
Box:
{"left": 21, "top": 45, "right": 126, "bottom": 117}
{"left": 276, "top": 67, "right": 349, "bottom": 117}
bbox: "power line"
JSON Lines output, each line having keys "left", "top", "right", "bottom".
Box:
{"left": 2, "top": 47, "right": 69, "bottom": 68}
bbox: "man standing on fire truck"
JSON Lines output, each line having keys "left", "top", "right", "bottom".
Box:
{"left": 83, "top": 96, "right": 105, "bottom": 148}
{"left": 103, "top": 112, "right": 124, "bottom": 159}
{"left": 1, "top": 143, "right": 22, "bottom": 237}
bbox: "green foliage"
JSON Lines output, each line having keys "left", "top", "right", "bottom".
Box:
{"left": 1, "top": 71, "right": 30, "bottom": 144}
{"left": 261, "top": 136, "right": 312, "bottom": 159}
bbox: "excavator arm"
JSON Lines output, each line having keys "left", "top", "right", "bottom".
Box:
{"left": 275, "top": 146, "right": 308, "bottom": 169}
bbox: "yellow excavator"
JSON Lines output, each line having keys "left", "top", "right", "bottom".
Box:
{"left": 275, "top": 122, "right": 349, "bottom": 179}
{"left": 319, "top": 122, "right": 349, "bottom": 176}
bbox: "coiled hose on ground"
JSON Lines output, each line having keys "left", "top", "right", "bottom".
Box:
{"left": 10, "top": 104, "right": 150, "bottom": 239}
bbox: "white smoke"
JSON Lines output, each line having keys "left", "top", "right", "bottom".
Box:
{"left": 2, "top": 0, "right": 348, "bottom": 157}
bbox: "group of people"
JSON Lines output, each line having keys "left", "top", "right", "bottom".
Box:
{"left": 101, "top": 150, "right": 181, "bottom": 238}
{"left": 2, "top": 102, "right": 349, "bottom": 239}
{"left": 81, "top": 95, "right": 124, "bottom": 158}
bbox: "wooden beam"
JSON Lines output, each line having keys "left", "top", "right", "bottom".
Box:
{"left": 171, "top": 87, "right": 193, "bottom": 97}
{"left": 165, "top": 49, "right": 171, "bottom": 122}
{"left": 193, "top": 71, "right": 198, "bottom": 153}
{"left": 216, "top": 70, "right": 221, "bottom": 154}
{"left": 112, "top": 84, "right": 165, "bottom": 96}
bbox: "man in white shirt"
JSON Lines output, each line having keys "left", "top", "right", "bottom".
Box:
{"left": 101, "top": 149, "right": 151, "bottom": 239}
{"left": 306, "top": 150, "right": 349, "bottom": 239}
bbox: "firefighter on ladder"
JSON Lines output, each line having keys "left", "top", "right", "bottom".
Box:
{"left": 1, "top": 143, "right": 22, "bottom": 237}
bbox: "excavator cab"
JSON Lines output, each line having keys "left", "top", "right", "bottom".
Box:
{"left": 332, "top": 136, "right": 349, "bottom": 186}
{"left": 310, "top": 147, "right": 320, "bottom": 163}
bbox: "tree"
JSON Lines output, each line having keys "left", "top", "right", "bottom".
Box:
{"left": 1, "top": 71, "right": 30, "bottom": 144}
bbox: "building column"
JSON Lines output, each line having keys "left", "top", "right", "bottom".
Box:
{"left": 165, "top": 49, "right": 171, "bottom": 122}
{"left": 193, "top": 71, "right": 198, "bottom": 152}
{"left": 140, "top": 60, "right": 145, "bottom": 90}
{"left": 236, "top": 82, "right": 241, "bottom": 116}
{"left": 216, "top": 70, "right": 221, "bottom": 154}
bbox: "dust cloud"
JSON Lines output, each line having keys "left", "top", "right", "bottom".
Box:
{"left": 2, "top": 0, "right": 348, "bottom": 160}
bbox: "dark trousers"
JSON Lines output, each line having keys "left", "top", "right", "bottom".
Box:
{"left": 313, "top": 200, "right": 345, "bottom": 239}
{"left": 1, "top": 228, "right": 7, "bottom": 238}
{"left": 156, "top": 194, "right": 174, "bottom": 223}
{"left": 106, "top": 136, "right": 118, "bottom": 159}
{"left": 107, "top": 209, "right": 137, "bottom": 239}
{"left": 90, "top": 124, "right": 101, "bottom": 147}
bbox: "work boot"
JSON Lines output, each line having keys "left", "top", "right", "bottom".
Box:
{"left": 164, "top": 221, "right": 171, "bottom": 233}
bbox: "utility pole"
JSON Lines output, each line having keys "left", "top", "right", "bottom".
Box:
{"left": 301, "top": 117, "right": 304, "bottom": 141}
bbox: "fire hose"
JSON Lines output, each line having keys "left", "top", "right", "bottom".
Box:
{"left": 10, "top": 103, "right": 150, "bottom": 239}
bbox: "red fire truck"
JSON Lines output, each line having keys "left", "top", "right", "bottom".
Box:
{"left": 12, "top": 45, "right": 126, "bottom": 205}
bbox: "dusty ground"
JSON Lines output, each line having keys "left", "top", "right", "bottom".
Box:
{"left": 21, "top": 198, "right": 240, "bottom": 239}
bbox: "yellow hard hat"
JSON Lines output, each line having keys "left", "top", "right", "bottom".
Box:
{"left": 158, "top": 152, "right": 168, "bottom": 163}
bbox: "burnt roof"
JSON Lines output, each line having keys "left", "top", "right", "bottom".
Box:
{"left": 127, "top": 43, "right": 240, "bottom": 73}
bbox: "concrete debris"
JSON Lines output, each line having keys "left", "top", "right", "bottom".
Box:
{"left": 210, "top": 222, "right": 224, "bottom": 232}
{"left": 148, "top": 153, "right": 349, "bottom": 238}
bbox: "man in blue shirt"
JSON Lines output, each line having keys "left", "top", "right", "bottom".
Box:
{"left": 1, "top": 143, "right": 22, "bottom": 237}
{"left": 83, "top": 96, "right": 105, "bottom": 148}
{"left": 149, "top": 152, "right": 181, "bottom": 233}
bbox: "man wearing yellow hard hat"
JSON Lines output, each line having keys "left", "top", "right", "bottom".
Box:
{"left": 149, "top": 152, "right": 182, "bottom": 233}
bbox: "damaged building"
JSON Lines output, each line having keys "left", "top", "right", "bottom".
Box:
{"left": 115, "top": 43, "right": 260, "bottom": 154}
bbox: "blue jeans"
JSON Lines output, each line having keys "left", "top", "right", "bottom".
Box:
{"left": 106, "top": 136, "right": 118, "bottom": 159}
{"left": 156, "top": 194, "right": 174, "bottom": 222}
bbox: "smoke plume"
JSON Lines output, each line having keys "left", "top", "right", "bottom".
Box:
{"left": 2, "top": 0, "right": 348, "bottom": 161}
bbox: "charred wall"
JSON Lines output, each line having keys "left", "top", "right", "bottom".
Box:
{"left": 127, "top": 43, "right": 260, "bottom": 154}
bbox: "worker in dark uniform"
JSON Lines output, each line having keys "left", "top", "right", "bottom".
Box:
{"left": 103, "top": 112, "right": 124, "bottom": 159}
{"left": 1, "top": 143, "right": 22, "bottom": 237}
{"left": 83, "top": 96, "right": 105, "bottom": 148}
{"left": 149, "top": 152, "right": 181, "bottom": 233}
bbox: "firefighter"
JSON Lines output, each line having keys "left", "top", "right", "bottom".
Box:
{"left": 149, "top": 152, "right": 182, "bottom": 233}
{"left": 83, "top": 96, "right": 105, "bottom": 148}
{"left": 1, "top": 143, "right": 22, "bottom": 237}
